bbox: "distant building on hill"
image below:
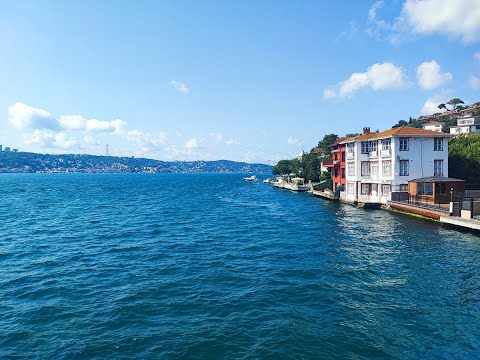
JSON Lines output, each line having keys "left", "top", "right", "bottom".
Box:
{"left": 422, "top": 122, "right": 443, "bottom": 132}
{"left": 0, "top": 145, "right": 2, "bottom": 152}
{"left": 4, "top": 147, "right": 10, "bottom": 153}
{"left": 449, "top": 116, "right": 480, "bottom": 135}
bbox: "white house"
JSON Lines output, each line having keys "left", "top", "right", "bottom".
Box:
{"left": 341, "top": 126, "right": 452, "bottom": 205}
{"left": 422, "top": 122, "right": 443, "bottom": 132}
{"left": 449, "top": 116, "right": 480, "bottom": 135}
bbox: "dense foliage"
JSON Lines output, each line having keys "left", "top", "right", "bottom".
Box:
{"left": 448, "top": 135, "right": 480, "bottom": 183}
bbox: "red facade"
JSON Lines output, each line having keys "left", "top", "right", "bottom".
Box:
{"left": 324, "top": 141, "right": 346, "bottom": 191}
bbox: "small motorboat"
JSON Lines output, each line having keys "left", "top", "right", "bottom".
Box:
{"left": 263, "top": 178, "right": 273, "bottom": 184}
{"left": 243, "top": 175, "right": 259, "bottom": 182}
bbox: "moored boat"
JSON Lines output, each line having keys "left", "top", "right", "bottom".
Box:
{"left": 243, "top": 175, "right": 259, "bottom": 182}
{"left": 284, "top": 177, "right": 310, "bottom": 192}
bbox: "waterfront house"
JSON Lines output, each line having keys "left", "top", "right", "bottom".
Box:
{"left": 340, "top": 126, "right": 452, "bottom": 205}
{"left": 449, "top": 116, "right": 480, "bottom": 135}
{"left": 324, "top": 138, "right": 348, "bottom": 191}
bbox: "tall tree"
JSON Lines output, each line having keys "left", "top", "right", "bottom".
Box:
{"left": 447, "top": 98, "right": 465, "bottom": 111}
{"left": 317, "top": 134, "right": 338, "bottom": 156}
{"left": 438, "top": 103, "right": 447, "bottom": 111}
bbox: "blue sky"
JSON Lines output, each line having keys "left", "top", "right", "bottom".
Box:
{"left": 1, "top": 0, "right": 479, "bottom": 163}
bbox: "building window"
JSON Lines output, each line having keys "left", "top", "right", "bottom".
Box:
{"left": 400, "top": 184, "right": 408, "bottom": 191}
{"left": 370, "top": 163, "right": 379, "bottom": 178}
{"left": 382, "top": 160, "right": 392, "bottom": 176}
{"left": 361, "top": 161, "right": 370, "bottom": 176}
{"left": 399, "top": 138, "right": 409, "bottom": 151}
{"left": 334, "top": 153, "right": 337, "bottom": 161}
{"left": 434, "top": 138, "right": 443, "bottom": 151}
{"left": 369, "top": 141, "right": 377, "bottom": 153}
{"left": 347, "top": 143, "right": 354, "bottom": 153}
{"left": 347, "top": 183, "right": 354, "bottom": 194}
{"left": 361, "top": 141, "right": 369, "bottom": 154}
{"left": 399, "top": 160, "right": 409, "bottom": 176}
{"left": 434, "top": 160, "right": 443, "bottom": 176}
{"left": 418, "top": 183, "right": 433, "bottom": 195}
{"left": 334, "top": 169, "right": 338, "bottom": 177}
{"left": 347, "top": 162, "right": 355, "bottom": 176}
{"left": 341, "top": 152, "right": 345, "bottom": 162}
{"left": 372, "top": 184, "right": 378, "bottom": 193}
{"left": 341, "top": 168, "right": 345, "bottom": 179}
{"left": 361, "top": 183, "right": 371, "bottom": 195}
{"left": 382, "top": 184, "right": 391, "bottom": 195}
{"left": 382, "top": 139, "right": 391, "bottom": 151}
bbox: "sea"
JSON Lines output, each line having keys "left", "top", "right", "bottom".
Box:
{"left": 1, "top": 173, "right": 479, "bottom": 359}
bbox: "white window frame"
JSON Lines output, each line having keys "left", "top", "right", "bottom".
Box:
{"left": 347, "top": 183, "right": 354, "bottom": 194}
{"left": 382, "top": 139, "right": 391, "bottom": 151}
{"left": 369, "top": 141, "right": 377, "bottom": 153}
{"left": 434, "top": 159, "right": 443, "bottom": 176}
{"left": 382, "top": 160, "right": 392, "bottom": 176}
{"left": 347, "top": 162, "right": 355, "bottom": 176}
{"left": 361, "top": 141, "right": 369, "bottom": 154}
{"left": 361, "top": 161, "right": 370, "bottom": 176}
{"left": 347, "top": 143, "right": 354, "bottom": 153}
{"left": 399, "top": 160, "right": 409, "bottom": 176}
{"left": 361, "top": 183, "right": 371, "bottom": 195}
{"left": 370, "top": 163, "right": 379, "bottom": 179}
{"left": 399, "top": 138, "right": 409, "bottom": 151}
{"left": 434, "top": 138, "right": 443, "bottom": 151}
{"left": 382, "top": 184, "right": 391, "bottom": 195}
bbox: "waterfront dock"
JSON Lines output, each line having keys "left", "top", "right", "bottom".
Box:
{"left": 310, "top": 189, "right": 338, "bottom": 201}
{"left": 440, "top": 216, "right": 480, "bottom": 232}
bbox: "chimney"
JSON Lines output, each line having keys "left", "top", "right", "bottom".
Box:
{"left": 363, "top": 127, "right": 371, "bottom": 135}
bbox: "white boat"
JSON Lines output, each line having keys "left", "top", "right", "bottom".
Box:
{"left": 243, "top": 175, "right": 259, "bottom": 182}
{"left": 284, "top": 177, "right": 310, "bottom": 192}
{"left": 263, "top": 178, "right": 273, "bottom": 184}
{"left": 271, "top": 177, "right": 286, "bottom": 188}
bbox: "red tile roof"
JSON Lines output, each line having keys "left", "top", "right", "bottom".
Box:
{"left": 339, "top": 126, "right": 452, "bottom": 143}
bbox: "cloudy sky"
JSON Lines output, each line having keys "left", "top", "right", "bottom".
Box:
{"left": 0, "top": 0, "right": 479, "bottom": 163}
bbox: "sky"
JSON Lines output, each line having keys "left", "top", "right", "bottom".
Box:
{"left": 0, "top": 0, "right": 479, "bottom": 163}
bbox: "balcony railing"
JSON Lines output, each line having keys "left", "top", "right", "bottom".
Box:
{"left": 346, "top": 152, "right": 355, "bottom": 160}
{"left": 368, "top": 151, "right": 378, "bottom": 159}
{"left": 380, "top": 149, "right": 391, "bottom": 157}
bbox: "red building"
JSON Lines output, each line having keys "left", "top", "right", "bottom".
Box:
{"left": 324, "top": 139, "right": 347, "bottom": 191}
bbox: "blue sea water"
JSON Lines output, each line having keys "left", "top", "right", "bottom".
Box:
{"left": 0, "top": 173, "right": 479, "bottom": 359}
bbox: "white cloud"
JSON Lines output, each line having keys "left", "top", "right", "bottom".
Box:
{"left": 416, "top": 60, "right": 453, "bottom": 90}
{"left": 367, "top": 0, "right": 480, "bottom": 44}
{"left": 175, "top": 130, "right": 183, "bottom": 137}
{"left": 225, "top": 138, "right": 240, "bottom": 145}
{"left": 8, "top": 102, "right": 59, "bottom": 130}
{"left": 211, "top": 132, "right": 223, "bottom": 141}
{"left": 401, "top": 0, "right": 480, "bottom": 43}
{"left": 126, "top": 129, "right": 167, "bottom": 147}
{"left": 184, "top": 138, "right": 198, "bottom": 149}
{"left": 323, "top": 88, "right": 337, "bottom": 100}
{"left": 24, "top": 129, "right": 78, "bottom": 150}
{"left": 334, "top": 21, "right": 358, "bottom": 42}
{"left": 287, "top": 137, "right": 303, "bottom": 146}
{"left": 8, "top": 102, "right": 127, "bottom": 135}
{"left": 170, "top": 80, "right": 190, "bottom": 94}
{"left": 324, "top": 62, "right": 408, "bottom": 99}
{"left": 469, "top": 75, "right": 480, "bottom": 90}
{"left": 421, "top": 95, "right": 449, "bottom": 115}
{"left": 475, "top": 52, "right": 480, "bottom": 62}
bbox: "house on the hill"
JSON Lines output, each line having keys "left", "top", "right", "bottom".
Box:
{"left": 449, "top": 116, "right": 480, "bottom": 135}
{"left": 422, "top": 122, "right": 444, "bottom": 132}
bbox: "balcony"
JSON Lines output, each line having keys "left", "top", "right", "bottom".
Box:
{"left": 380, "top": 149, "right": 391, "bottom": 157}
{"left": 368, "top": 151, "right": 378, "bottom": 159}
{"left": 322, "top": 159, "right": 334, "bottom": 168}
{"left": 346, "top": 152, "right": 355, "bottom": 160}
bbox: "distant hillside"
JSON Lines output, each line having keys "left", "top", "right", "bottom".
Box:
{"left": 0, "top": 152, "right": 272, "bottom": 174}
{"left": 391, "top": 101, "right": 480, "bottom": 132}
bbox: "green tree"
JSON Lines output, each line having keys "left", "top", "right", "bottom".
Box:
{"left": 317, "top": 134, "right": 338, "bottom": 156}
{"left": 447, "top": 98, "right": 465, "bottom": 111}
{"left": 438, "top": 103, "right": 447, "bottom": 111}
{"left": 448, "top": 134, "right": 480, "bottom": 182}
